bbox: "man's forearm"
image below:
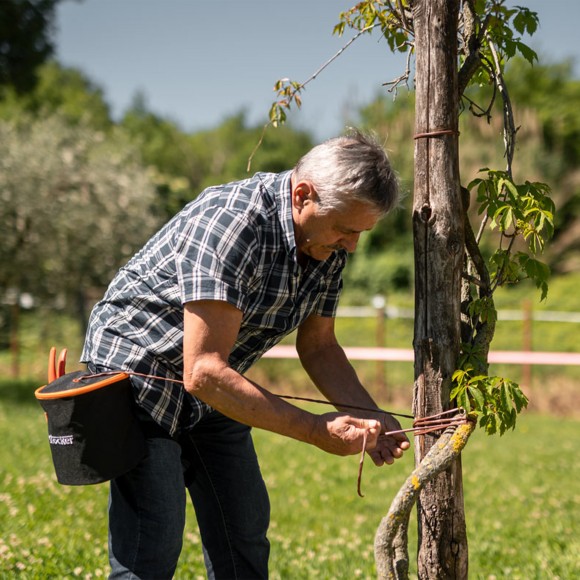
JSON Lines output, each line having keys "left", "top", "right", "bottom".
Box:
{"left": 183, "top": 353, "right": 382, "bottom": 457}
{"left": 184, "top": 353, "right": 319, "bottom": 443}
{"left": 299, "top": 342, "right": 380, "bottom": 415}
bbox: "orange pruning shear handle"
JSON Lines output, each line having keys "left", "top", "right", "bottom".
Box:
{"left": 48, "top": 347, "right": 68, "bottom": 383}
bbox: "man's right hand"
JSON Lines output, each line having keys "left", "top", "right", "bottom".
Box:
{"left": 312, "top": 413, "right": 382, "bottom": 456}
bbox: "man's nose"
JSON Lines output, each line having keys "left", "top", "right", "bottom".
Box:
{"left": 341, "top": 232, "right": 360, "bottom": 253}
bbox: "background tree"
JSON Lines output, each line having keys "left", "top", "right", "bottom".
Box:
{"left": 0, "top": 114, "right": 161, "bottom": 369}
{"left": 0, "top": 60, "right": 112, "bottom": 128}
{"left": 0, "top": 0, "right": 63, "bottom": 94}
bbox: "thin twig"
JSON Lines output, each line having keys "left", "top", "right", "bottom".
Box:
{"left": 246, "top": 124, "right": 268, "bottom": 172}
{"left": 383, "top": 45, "right": 414, "bottom": 95}
{"left": 247, "top": 23, "right": 381, "bottom": 171}
{"left": 304, "top": 23, "right": 380, "bottom": 88}
{"left": 395, "top": 0, "right": 412, "bottom": 33}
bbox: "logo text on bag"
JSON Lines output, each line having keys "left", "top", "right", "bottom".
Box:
{"left": 49, "top": 434, "right": 74, "bottom": 445}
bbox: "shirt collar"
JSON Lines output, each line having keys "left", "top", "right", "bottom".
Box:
{"left": 262, "top": 170, "right": 298, "bottom": 264}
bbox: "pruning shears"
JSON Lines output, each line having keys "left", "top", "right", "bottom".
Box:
{"left": 48, "top": 347, "right": 68, "bottom": 383}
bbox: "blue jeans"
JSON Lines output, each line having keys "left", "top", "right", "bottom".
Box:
{"left": 108, "top": 410, "right": 270, "bottom": 579}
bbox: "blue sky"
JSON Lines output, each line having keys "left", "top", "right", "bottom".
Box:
{"left": 55, "top": 0, "right": 580, "bottom": 140}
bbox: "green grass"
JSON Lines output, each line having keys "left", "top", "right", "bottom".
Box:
{"left": 1, "top": 395, "right": 579, "bottom": 579}
{"left": 0, "top": 274, "right": 578, "bottom": 576}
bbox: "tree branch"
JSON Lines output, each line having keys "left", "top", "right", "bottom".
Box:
{"left": 248, "top": 23, "right": 380, "bottom": 170}
{"left": 486, "top": 35, "right": 517, "bottom": 173}
{"left": 303, "top": 23, "right": 380, "bottom": 90}
{"left": 464, "top": 198, "right": 491, "bottom": 292}
{"left": 383, "top": 45, "right": 414, "bottom": 95}
{"left": 374, "top": 421, "right": 475, "bottom": 580}
{"left": 457, "top": 0, "right": 480, "bottom": 96}
{"left": 465, "top": 221, "right": 496, "bottom": 366}
{"left": 395, "top": 0, "right": 413, "bottom": 33}
{"left": 457, "top": 3, "right": 492, "bottom": 96}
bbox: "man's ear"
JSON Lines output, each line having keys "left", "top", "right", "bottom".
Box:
{"left": 292, "top": 181, "right": 315, "bottom": 210}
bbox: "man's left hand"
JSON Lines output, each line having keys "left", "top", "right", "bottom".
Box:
{"left": 367, "top": 413, "right": 410, "bottom": 466}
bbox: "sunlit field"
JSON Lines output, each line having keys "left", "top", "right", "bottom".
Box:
{"left": 1, "top": 276, "right": 579, "bottom": 577}
{"left": 1, "top": 394, "right": 578, "bottom": 579}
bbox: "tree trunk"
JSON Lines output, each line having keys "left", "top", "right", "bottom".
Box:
{"left": 411, "top": 0, "right": 467, "bottom": 578}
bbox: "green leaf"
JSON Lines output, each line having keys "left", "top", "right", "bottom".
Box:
{"left": 513, "top": 7, "right": 539, "bottom": 35}
{"left": 468, "top": 385, "right": 486, "bottom": 411}
{"left": 512, "top": 10, "right": 527, "bottom": 34}
{"left": 499, "top": 383, "right": 511, "bottom": 414}
{"left": 333, "top": 22, "right": 346, "bottom": 36}
{"left": 479, "top": 414, "right": 488, "bottom": 430}
{"left": 499, "top": 417, "right": 508, "bottom": 436}
{"left": 537, "top": 280, "right": 549, "bottom": 302}
{"left": 524, "top": 257, "right": 550, "bottom": 281}
{"left": 497, "top": 205, "right": 514, "bottom": 231}
{"left": 268, "top": 103, "right": 279, "bottom": 124}
{"left": 485, "top": 413, "right": 498, "bottom": 435}
{"left": 484, "top": 375, "right": 502, "bottom": 396}
{"left": 467, "top": 177, "right": 483, "bottom": 190}
{"left": 516, "top": 41, "right": 538, "bottom": 65}
{"left": 458, "top": 389, "right": 471, "bottom": 413}
{"left": 450, "top": 384, "right": 463, "bottom": 401}
{"left": 503, "top": 37, "right": 517, "bottom": 58}
{"left": 511, "top": 384, "right": 529, "bottom": 413}
{"left": 499, "top": 176, "right": 519, "bottom": 201}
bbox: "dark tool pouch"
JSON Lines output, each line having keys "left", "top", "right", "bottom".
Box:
{"left": 35, "top": 371, "right": 146, "bottom": 485}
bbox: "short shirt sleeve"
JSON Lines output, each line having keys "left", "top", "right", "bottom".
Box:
{"left": 174, "top": 206, "right": 260, "bottom": 312}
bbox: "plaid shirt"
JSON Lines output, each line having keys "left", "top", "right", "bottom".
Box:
{"left": 82, "top": 171, "right": 347, "bottom": 435}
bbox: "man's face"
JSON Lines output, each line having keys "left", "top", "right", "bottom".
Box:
{"left": 291, "top": 180, "right": 380, "bottom": 263}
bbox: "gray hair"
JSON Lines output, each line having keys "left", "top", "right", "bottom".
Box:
{"left": 292, "top": 129, "right": 399, "bottom": 216}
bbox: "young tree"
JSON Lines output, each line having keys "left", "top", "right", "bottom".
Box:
{"left": 266, "top": 0, "right": 554, "bottom": 577}
{"left": 407, "top": 1, "right": 467, "bottom": 576}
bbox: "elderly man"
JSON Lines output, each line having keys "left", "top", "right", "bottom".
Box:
{"left": 82, "top": 130, "right": 410, "bottom": 579}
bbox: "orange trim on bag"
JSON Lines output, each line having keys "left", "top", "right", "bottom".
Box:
{"left": 34, "top": 372, "right": 130, "bottom": 400}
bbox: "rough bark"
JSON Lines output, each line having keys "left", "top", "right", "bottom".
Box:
{"left": 411, "top": 0, "right": 468, "bottom": 578}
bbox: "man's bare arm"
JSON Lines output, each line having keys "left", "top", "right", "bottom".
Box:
{"left": 182, "top": 300, "right": 381, "bottom": 457}
{"left": 296, "top": 314, "right": 410, "bottom": 465}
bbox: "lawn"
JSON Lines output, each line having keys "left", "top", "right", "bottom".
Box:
{"left": 1, "top": 393, "right": 578, "bottom": 579}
